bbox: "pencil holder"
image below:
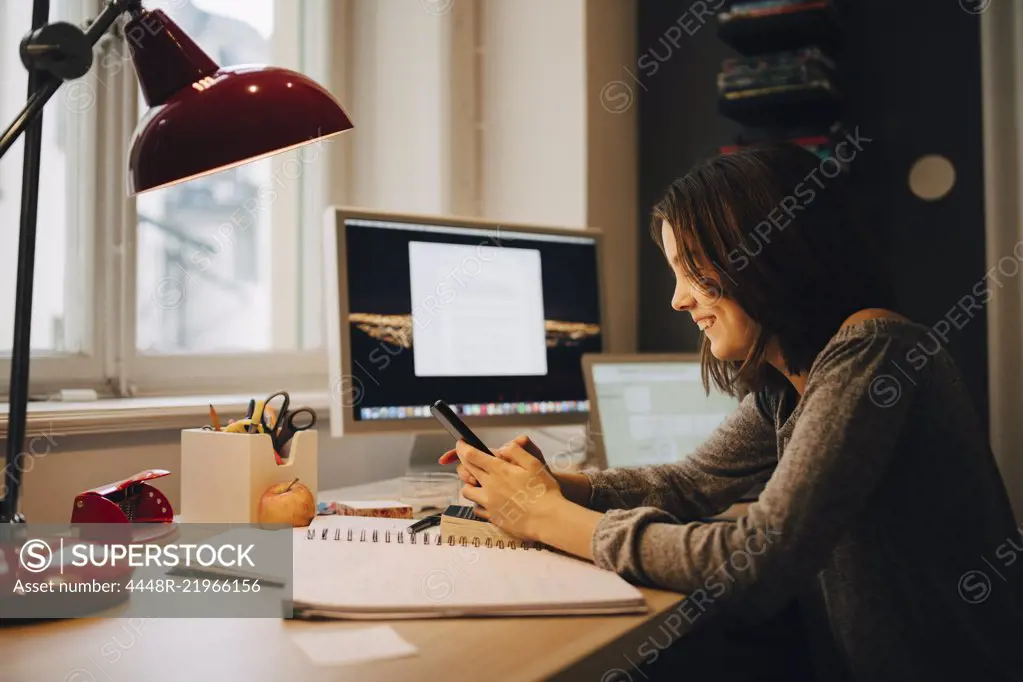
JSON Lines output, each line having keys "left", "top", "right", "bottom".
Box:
{"left": 180, "top": 429, "right": 318, "bottom": 523}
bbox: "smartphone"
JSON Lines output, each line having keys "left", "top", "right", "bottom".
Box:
{"left": 430, "top": 400, "right": 494, "bottom": 456}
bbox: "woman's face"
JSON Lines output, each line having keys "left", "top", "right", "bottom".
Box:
{"left": 661, "top": 220, "right": 757, "bottom": 362}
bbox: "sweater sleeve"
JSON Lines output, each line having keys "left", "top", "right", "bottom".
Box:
{"left": 581, "top": 392, "right": 778, "bottom": 521}
{"left": 589, "top": 328, "right": 924, "bottom": 613}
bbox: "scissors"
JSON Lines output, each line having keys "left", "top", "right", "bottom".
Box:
{"left": 261, "top": 391, "right": 317, "bottom": 454}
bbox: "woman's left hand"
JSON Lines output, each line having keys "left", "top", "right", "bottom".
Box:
{"left": 455, "top": 438, "right": 565, "bottom": 542}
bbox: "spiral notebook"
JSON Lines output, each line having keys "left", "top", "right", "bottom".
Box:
{"left": 292, "top": 517, "right": 646, "bottom": 619}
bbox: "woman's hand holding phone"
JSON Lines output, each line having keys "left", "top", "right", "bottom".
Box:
{"left": 439, "top": 435, "right": 563, "bottom": 541}
{"left": 439, "top": 433, "right": 593, "bottom": 508}
{"left": 438, "top": 434, "right": 546, "bottom": 486}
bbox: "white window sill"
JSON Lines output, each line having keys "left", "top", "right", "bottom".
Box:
{"left": 0, "top": 391, "right": 331, "bottom": 439}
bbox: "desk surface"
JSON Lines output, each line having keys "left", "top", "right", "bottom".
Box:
{"left": 1, "top": 589, "right": 682, "bottom": 682}
{"left": 1, "top": 478, "right": 684, "bottom": 682}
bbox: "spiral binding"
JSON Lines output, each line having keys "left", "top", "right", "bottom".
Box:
{"left": 305, "top": 526, "right": 541, "bottom": 550}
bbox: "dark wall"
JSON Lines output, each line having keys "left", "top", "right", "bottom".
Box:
{"left": 636, "top": 0, "right": 989, "bottom": 421}
{"left": 636, "top": 2, "right": 741, "bottom": 355}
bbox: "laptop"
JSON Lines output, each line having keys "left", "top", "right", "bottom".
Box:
{"left": 581, "top": 354, "right": 741, "bottom": 470}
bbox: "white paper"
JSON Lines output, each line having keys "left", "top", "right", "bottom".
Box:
{"left": 291, "top": 519, "right": 645, "bottom": 616}
{"left": 291, "top": 626, "right": 418, "bottom": 666}
{"left": 408, "top": 241, "right": 547, "bottom": 377}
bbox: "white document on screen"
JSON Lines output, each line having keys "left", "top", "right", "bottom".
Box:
{"left": 408, "top": 241, "right": 548, "bottom": 377}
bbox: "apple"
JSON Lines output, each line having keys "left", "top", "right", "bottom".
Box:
{"left": 258, "top": 478, "right": 316, "bottom": 527}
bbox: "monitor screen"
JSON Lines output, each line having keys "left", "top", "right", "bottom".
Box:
{"left": 332, "top": 214, "right": 603, "bottom": 429}
{"left": 588, "top": 359, "right": 739, "bottom": 469}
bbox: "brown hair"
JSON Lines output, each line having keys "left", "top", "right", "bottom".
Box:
{"left": 651, "top": 142, "right": 892, "bottom": 396}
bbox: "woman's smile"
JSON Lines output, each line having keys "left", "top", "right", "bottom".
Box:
{"left": 693, "top": 314, "right": 716, "bottom": 332}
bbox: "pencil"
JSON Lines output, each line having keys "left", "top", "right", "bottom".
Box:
{"left": 209, "top": 404, "right": 222, "bottom": 432}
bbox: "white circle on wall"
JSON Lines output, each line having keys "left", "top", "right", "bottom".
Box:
{"left": 908, "top": 154, "right": 956, "bottom": 201}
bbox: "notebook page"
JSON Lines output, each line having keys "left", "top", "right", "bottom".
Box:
{"left": 292, "top": 521, "right": 645, "bottom": 616}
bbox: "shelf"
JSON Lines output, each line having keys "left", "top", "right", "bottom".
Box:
{"left": 720, "top": 133, "right": 832, "bottom": 155}
{"left": 717, "top": 1, "right": 841, "bottom": 55}
{"left": 718, "top": 83, "right": 840, "bottom": 127}
{"left": 719, "top": 131, "right": 851, "bottom": 171}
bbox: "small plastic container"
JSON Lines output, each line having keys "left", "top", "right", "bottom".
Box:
{"left": 400, "top": 471, "right": 460, "bottom": 513}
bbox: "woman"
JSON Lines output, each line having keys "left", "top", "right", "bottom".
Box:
{"left": 439, "top": 144, "right": 1022, "bottom": 681}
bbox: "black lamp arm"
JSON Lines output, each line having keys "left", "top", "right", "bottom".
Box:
{"left": 0, "top": 0, "right": 142, "bottom": 160}
{"left": 0, "top": 0, "right": 142, "bottom": 524}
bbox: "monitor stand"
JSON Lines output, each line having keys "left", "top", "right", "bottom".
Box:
{"left": 406, "top": 433, "right": 457, "bottom": 472}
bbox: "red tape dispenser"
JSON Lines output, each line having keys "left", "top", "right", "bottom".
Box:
{"left": 71, "top": 469, "right": 174, "bottom": 524}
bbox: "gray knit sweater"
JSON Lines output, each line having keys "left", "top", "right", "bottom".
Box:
{"left": 584, "top": 319, "right": 1023, "bottom": 681}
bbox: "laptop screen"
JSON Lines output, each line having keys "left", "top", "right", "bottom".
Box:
{"left": 590, "top": 360, "right": 740, "bottom": 469}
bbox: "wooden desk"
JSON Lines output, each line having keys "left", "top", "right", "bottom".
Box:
{"left": 1, "top": 479, "right": 685, "bottom": 682}
{"left": 0, "top": 589, "right": 682, "bottom": 682}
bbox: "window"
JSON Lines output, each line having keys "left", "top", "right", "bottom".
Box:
{"left": 0, "top": 0, "right": 492, "bottom": 399}
{"left": 0, "top": 0, "right": 90, "bottom": 356}
{"left": 124, "top": 0, "right": 329, "bottom": 394}
{"left": 135, "top": 0, "right": 279, "bottom": 354}
{"left": 0, "top": 0, "right": 334, "bottom": 398}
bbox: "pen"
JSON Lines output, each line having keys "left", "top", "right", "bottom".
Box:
{"left": 407, "top": 513, "right": 441, "bottom": 534}
{"left": 244, "top": 398, "right": 256, "bottom": 434}
{"left": 248, "top": 400, "right": 266, "bottom": 435}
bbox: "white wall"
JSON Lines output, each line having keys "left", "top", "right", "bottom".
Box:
{"left": 481, "top": 0, "right": 587, "bottom": 227}
{"left": 349, "top": 0, "right": 454, "bottom": 214}
{"left": 480, "top": 0, "right": 638, "bottom": 350}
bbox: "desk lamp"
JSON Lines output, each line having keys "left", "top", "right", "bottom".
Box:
{"left": 0, "top": 0, "right": 353, "bottom": 523}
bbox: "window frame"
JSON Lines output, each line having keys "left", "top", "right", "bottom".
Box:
{"left": 118, "top": 0, "right": 332, "bottom": 397}
{"left": 0, "top": 0, "right": 337, "bottom": 400}
{"left": 0, "top": 0, "right": 108, "bottom": 397}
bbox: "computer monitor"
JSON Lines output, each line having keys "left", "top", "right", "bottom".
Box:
{"left": 324, "top": 208, "right": 606, "bottom": 435}
{"left": 582, "top": 354, "right": 741, "bottom": 469}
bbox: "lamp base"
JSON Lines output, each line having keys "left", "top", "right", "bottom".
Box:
{"left": 0, "top": 535, "right": 133, "bottom": 625}
{"left": 0, "top": 584, "right": 130, "bottom": 627}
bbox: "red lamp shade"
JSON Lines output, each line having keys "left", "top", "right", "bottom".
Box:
{"left": 124, "top": 9, "right": 352, "bottom": 195}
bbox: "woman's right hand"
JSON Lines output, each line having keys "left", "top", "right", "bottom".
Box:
{"left": 438, "top": 434, "right": 546, "bottom": 486}
{"left": 438, "top": 434, "right": 592, "bottom": 506}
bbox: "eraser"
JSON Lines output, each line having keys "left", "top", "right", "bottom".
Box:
{"left": 332, "top": 500, "right": 414, "bottom": 519}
